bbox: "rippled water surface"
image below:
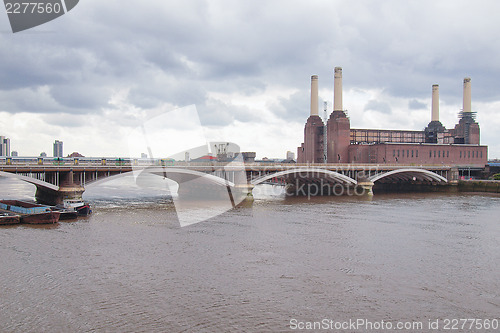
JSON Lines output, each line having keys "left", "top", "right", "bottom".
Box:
{"left": 0, "top": 178, "right": 499, "bottom": 332}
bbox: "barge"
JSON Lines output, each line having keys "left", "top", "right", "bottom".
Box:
{"left": 0, "top": 200, "right": 60, "bottom": 224}
{"left": 0, "top": 211, "right": 21, "bottom": 225}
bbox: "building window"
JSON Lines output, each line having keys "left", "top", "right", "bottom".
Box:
{"left": 397, "top": 150, "right": 400, "bottom": 157}
{"left": 443, "top": 150, "right": 445, "bottom": 158}
{"left": 447, "top": 151, "right": 449, "bottom": 158}
{"left": 416, "top": 150, "right": 419, "bottom": 158}
{"left": 438, "top": 151, "right": 441, "bottom": 157}
{"left": 481, "top": 151, "right": 483, "bottom": 158}
{"left": 407, "top": 150, "right": 409, "bottom": 158}
{"left": 434, "top": 151, "right": 436, "bottom": 157}
{"left": 393, "top": 149, "right": 395, "bottom": 157}
{"left": 411, "top": 150, "right": 414, "bottom": 158}
{"left": 460, "top": 151, "right": 462, "bottom": 158}
{"left": 429, "top": 150, "right": 432, "bottom": 158}
{"left": 468, "top": 151, "right": 470, "bottom": 158}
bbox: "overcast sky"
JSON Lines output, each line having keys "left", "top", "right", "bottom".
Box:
{"left": 1, "top": 0, "right": 499, "bottom": 159}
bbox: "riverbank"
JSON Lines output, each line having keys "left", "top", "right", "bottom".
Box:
{"left": 372, "top": 180, "right": 500, "bottom": 195}
{"left": 458, "top": 179, "right": 500, "bottom": 193}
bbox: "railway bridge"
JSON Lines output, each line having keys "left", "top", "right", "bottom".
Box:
{"left": 0, "top": 157, "right": 461, "bottom": 205}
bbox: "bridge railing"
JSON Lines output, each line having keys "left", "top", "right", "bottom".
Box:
{"left": 0, "top": 157, "right": 486, "bottom": 170}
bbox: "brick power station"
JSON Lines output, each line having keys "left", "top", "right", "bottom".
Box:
{"left": 297, "top": 68, "right": 487, "bottom": 167}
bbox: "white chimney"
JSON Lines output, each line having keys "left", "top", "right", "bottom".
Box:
{"left": 334, "top": 67, "right": 343, "bottom": 111}
{"left": 432, "top": 84, "right": 439, "bottom": 122}
{"left": 463, "top": 77, "right": 472, "bottom": 113}
{"left": 310, "top": 75, "right": 319, "bottom": 116}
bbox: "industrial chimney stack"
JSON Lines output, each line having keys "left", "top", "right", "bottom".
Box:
{"left": 431, "top": 84, "right": 439, "bottom": 122}
{"left": 310, "top": 75, "right": 319, "bottom": 116}
{"left": 424, "top": 83, "right": 446, "bottom": 143}
{"left": 333, "top": 67, "right": 343, "bottom": 111}
{"left": 463, "top": 77, "right": 472, "bottom": 114}
{"left": 297, "top": 74, "right": 324, "bottom": 163}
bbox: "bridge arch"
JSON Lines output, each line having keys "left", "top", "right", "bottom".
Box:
{"left": 0, "top": 171, "right": 59, "bottom": 191}
{"left": 86, "top": 167, "right": 236, "bottom": 188}
{"left": 368, "top": 168, "right": 448, "bottom": 183}
{"left": 250, "top": 168, "right": 357, "bottom": 186}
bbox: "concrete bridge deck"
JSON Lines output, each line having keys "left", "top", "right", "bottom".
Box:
{"left": 0, "top": 157, "right": 469, "bottom": 204}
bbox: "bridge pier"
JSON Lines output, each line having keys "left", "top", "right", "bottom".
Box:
{"left": 176, "top": 182, "right": 254, "bottom": 207}
{"left": 357, "top": 181, "right": 374, "bottom": 196}
{"left": 35, "top": 170, "right": 85, "bottom": 205}
{"left": 35, "top": 185, "right": 85, "bottom": 206}
{"left": 232, "top": 184, "right": 254, "bottom": 207}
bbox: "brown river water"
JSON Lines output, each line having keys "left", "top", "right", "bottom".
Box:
{"left": 0, "top": 177, "right": 499, "bottom": 332}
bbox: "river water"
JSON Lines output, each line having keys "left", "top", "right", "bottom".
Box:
{"left": 0, "top": 177, "right": 499, "bottom": 332}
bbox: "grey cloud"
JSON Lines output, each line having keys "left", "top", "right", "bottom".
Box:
{"left": 2, "top": 0, "right": 500, "bottom": 125}
{"left": 51, "top": 84, "right": 111, "bottom": 110}
{"left": 271, "top": 90, "right": 309, "bottom": 122}
{"left": 364, "top": 100, "right": 392, "bottom": 114}
{"left": 0, "top": 86, "right": 62, "bottom": 113}
{"left": 408, "top": 99, "right": 427, "bottom": 110}
{"left": 197, "top": 98, "right": 259, "bottom": 127}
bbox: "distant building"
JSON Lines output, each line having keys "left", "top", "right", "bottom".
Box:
{"left": 241, "top": 152, "right": 256, "bottom": 163}
{"left": 68, "top": 152, "right": 84, "bottom": 158}
{"left": 141, "top": 153, "right": 148, "bottom": 159}
{"left": 0, "top": 136, "right": 10, "bottom": 156}
{"left": 11, "top": 151, "right": 18, "bottom": 157}
{"left": 40, "top": 152, "right": 47, "bottom": 157}
{"left": 286, "top": 151, "right": 295, "bottom": 161}
{"left": 191, "top": 155, "right": 217, "bottom": 162}
{"left": 53, "top": 140, "right": 63, "bottom": 158}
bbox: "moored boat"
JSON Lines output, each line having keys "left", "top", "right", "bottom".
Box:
{"left": 61, "top": 199, "right": 92, "bottom": 216}
{"left": 50, "top": 207, "right": 79, "bottom": 220}
{"left": 0, "top": 200, "right": 60, "bottom": 224}
{"left": 0, "top": 211, "right": 21, "bottom": 225}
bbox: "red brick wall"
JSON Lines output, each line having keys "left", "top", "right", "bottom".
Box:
{"left": 349, "top": 143, "right": 487, "bottom": 166}
{"left": 298, "top": 116, "right": 324, "bottom": 163}
{"left": 327, "top": 111, "right": 350, "bottom": 163}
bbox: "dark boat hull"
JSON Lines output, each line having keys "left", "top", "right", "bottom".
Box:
{"left": 0, "top": 213, "right": 21, "bottom": 225}
{"left": 20, "top": 211, "right": 60, "bottom": 224}
{"left": 76, "top": 205, "right": 91, "bottom": 216}
{"left": 0, "top": 200, "right": 61, "bottom": 224}
{"left": 57, "top": 209, "right": 79, "bottom": 220}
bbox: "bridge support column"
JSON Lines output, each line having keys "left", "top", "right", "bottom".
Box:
{"left": 358, "top": 181, "right": 374, "bottom": 196}
{"left": 231, "top": 184, "right": 254, "bottom": 207}
{"left": 449, "top": 167, "right": 459, "bottom": 184}
{"left": 35, "top": 185, "right": 85, "bottom": 206}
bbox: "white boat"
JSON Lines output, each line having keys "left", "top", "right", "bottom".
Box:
{"left": 59, "top": 199, "right": 92, "bottom": 216}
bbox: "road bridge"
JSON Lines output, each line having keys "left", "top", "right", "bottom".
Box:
{"left": 0, "top": 157, "right": 461, "bottom": 205}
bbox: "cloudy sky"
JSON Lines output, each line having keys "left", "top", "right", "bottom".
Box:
{"left": 0, "top": 0, "right": 499, "bottom": 159}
